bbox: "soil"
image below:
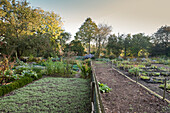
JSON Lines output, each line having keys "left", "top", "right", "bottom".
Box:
{"left": 92, "top": 61, "right": 170, "bottom": 113}
{"left": 111, "top": 64, "right": 170, "bottom": 101}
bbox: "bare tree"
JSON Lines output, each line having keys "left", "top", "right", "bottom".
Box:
{"left": 95, "top": 24, "right": 112, "bottom": 57}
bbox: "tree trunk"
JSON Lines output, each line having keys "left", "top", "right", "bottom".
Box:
{"left": 97, "top": 37, "right": 101, "bottom": 58}
{"left": 89, "top": 40, "right": 91, "bottom": 54}
{"left": 124, "top": 45, "right": 127, "bottom": 59}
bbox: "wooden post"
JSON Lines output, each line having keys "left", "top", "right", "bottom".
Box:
{"left": 136, "top": 70, "right": 138, "bottom": 83}
{"left": 163, "top": 78, "right": 167, "bottom": 100}
{"left": 91, "top": 81, "right": 95, "bottom": 102}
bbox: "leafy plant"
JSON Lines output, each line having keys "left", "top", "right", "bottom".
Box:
{"left": 72, "top": 65, "right": 79, "bottom": 71}
{"left": 140, "top": 76, "right": 150, "bottom": 80}
{"left": 151, "top": 65, "right": 157, "bottom": 69}
{"left": 11, "top": 74, "right": 24, "bottom": 80}
{"left": 0, "top": 55, "right": 15, "bottom": 85}
{"left": 159, "top": 84, "right": 170, "bottom": 90}
{"left": 77, "top": 62, "right": 91, "bottom": 79}
{"left": 128, "top": 67, "right": 142, "bottom": 76}
{"left": 138, "top": 65, "right": 145, "bottom": 68}
{"left": 15, "top": 64, "right": 31, "bottom": 74}
{"left": 32, "top": 65, "right": 45, "bottom": 73}
{"left": 98, "top": 82, "right": 111, "bottom": 93}
{"left": 44, "top": 59, "right": 74, "bottom": 77}
{"left": 21, "top": 70, "right": 38, "bottom": 80}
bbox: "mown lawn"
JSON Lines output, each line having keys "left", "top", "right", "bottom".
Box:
{"left": 0, "top": 77, "right": 91, "bottom": 112}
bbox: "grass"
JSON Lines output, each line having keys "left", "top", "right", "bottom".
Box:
{"left": 95, "top": 61, "right": 105, "bottom": 64}
{"left": 0, "top": 77, "right": 91, "bottom": 112}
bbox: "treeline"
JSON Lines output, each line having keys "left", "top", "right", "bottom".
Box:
{"left": 0, "top": 0, "right": 68, "bottom": 58}
{"left": 0, "top": 1, "right": 169, "bottom": 58}
{"left": 74, "top": 18, "right": 170, "bottom": 58}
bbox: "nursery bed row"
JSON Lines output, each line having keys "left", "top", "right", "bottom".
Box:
{"left": 92, "top": 61, "right": 169, "bottom": 113}
{"left": 112, "top": 64, "right": 170, "bottom": 100}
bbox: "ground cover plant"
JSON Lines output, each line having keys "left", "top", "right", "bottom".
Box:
{"left": 0, "top": 77, "right": 91, "bottom": 112}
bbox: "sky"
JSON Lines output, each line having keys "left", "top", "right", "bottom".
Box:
{"left": 28, "top": 0, "right": 170, "bottom": 39}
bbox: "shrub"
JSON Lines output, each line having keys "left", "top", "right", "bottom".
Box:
{"left": 15, "top": 64, "right": 31, "bottom": 74}
{"left": 0, "top": 77, "right": 33, "bottom": 96}
{"left": 0, "top": 55, "right": 15, "bottom": 85}
{"left": 109, "top": 54, "right": 116, "bottom": 59}
{"left": 32, "top": 65, "right": 45, "bottom": 73}
{"left": 44, "top": 59, "right": 74, "bottom": 77}
{"left": 85, "top": 59, "right": 91, "bottom": 66}
{"left": 21, "top": 70, "right": 38, "bottom": 80}
{"left": 0, "top": 72, "right": 42, "bottom": 97}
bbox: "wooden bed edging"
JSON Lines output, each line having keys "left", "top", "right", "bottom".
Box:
{"left": 111, "top": 67, "right": 170, "bottom": 104}
{"left": 91, "top": 61, "right": 105, "bottom": 113}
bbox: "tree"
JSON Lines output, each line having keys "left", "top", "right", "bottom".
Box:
{"left": 0, "top": 0, "right": 63, "bottom": 57}
{"left": 124, "top": 34, "right": 132, "bottom": 58}
{"left": 151, "top": 26, "right": 170, "bottom": 57}
{"left": 75, "top": 17, "right": 97, "bottom": 54}
{"left": 130, "top": 33, "right": 151, "bottom": 57}
{"left": 59, "top": 31, "right": 71, "bottom": 47}
{"left": 63, "top": 40, "right": 85, "bottom": 56}
{"left": 95, "top": 24, "right": 112, "bottom": 57}
{"left": 70, "top": 40, "right": 85, "bottom": 56}
{"left": 106, "top": 34, "right": 123, "bottom": 57}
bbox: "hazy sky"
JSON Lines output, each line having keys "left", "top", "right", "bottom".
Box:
{"left": 28, "top": 0, "right": 170, "bottom": 38}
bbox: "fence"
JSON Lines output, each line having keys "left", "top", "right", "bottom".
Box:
{"left": 91, "top": 61, "right": 105, "bottom": 113}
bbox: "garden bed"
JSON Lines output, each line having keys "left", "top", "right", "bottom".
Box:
{"left": 92, "top": 61, "right": 169, "bottom": 112}
{"left": 114, "top": 65, "right": 170, "bottom": 100}
{"left": 0, "top": 77, "right": 91, "bottom": 112}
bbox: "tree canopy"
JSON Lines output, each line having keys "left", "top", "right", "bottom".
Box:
{"left": 75, "top": 17, "right": 97, "bottom": 54}
{"left": 0, "top": 0, "right": 63, "bottom": 58}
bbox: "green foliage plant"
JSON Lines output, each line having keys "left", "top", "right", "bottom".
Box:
{"left": 44, "top": 59, "right": 75, "bottom": 77}
{"left": 0, "top": 55, "right": 15, "bottom": 86}
{"left": 159, "top": 84, "right": 170, "bottom": 91}
{"left": 128, "top": 67, "right": 142, "bottom": 76}
{"left": 77, "top": 62, "right": 91, "bottom": 79}
{"left": 140, "top": 76, "right": 150, "bottom": 80}
{"left": 21, "top": 70, "right": 38, "bottom": 80}
{"left": 98, "top": 82, "right": 111, "bottom": 93}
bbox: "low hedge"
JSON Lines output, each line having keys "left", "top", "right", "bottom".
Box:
{"left": 0, "top": 73, "right": 42, "bottom": 97}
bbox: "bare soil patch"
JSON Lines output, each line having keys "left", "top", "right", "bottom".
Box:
{"left": 93, "top": 61, "right": 169, "bottom": 113}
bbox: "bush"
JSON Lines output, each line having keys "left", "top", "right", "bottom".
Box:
{"left": 32, "top": 65, "right": 45, "bottom": 73}
{"left": 21, "top": 70, "right": 38, "bottom": 80}
{"left": 44, "top": 59, "right": 74, "bottom": 77}
{"left": 0, "top": 72, "right": 42, "bottom": 97}
{"left": 0, "top": 77, "right": 33, "bottom": 96}
{"left": 109, "top": 55, "right": 116, "bottom": 59}
{"left": 15, "top": 64, "right": 31, "bottom": 74}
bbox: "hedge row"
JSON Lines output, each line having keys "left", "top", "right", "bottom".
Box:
{"left": 0, "top": 73, "right": 42, "bottom": 97}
